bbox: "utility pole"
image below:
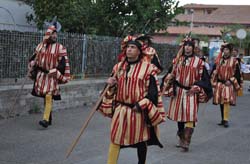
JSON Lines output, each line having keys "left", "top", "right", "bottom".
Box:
{"left": 190, "top": 9, "right": 194, "bottom": 32}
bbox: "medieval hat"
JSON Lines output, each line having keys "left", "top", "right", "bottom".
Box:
{"left": 135, "top": 34, "right": 153, "bottom": 49}
{"left": 43, "top": 25, "right": 57, "bottom": 41}
{"left": 180, "top": 37, "right": 196, "bottom": 56}
{"left": 121, "top": 35, "right": 143, "bottom": 52}
{"left": 215, "top": 42, "right": 233, "bottom": 64}
{"left": 182, "top": 37, "right": 195, "bottom": 49}
{"left": 220, "top": 42, "right": 233, "bottom": 52}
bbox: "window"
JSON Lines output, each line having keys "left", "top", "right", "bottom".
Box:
{"left": 207, "top": 10, "right": 212, "bottom": 14}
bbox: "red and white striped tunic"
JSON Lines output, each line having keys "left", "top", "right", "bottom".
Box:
{"left": 33, "top": 42, "right": 70, "bottom": 97}
{"left": 99, "top": 60, "right": 165, "bottom": 146}
{"left": 164, "top": 56, "right": 206, "bottom": 122}
{"left": 211, "top": 57, "right": 240, "bottom": 105}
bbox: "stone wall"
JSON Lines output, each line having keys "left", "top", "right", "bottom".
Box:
{"left": 0, "top": 79, "right": 106, "bottom": 119}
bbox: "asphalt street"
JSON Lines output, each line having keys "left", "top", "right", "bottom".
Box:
{"left": 1, "top": 82, "right": 250, "bottom": 164}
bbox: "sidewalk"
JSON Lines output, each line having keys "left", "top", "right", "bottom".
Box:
{"left": 0, "top": 83, "right": 250, "bottom": 164}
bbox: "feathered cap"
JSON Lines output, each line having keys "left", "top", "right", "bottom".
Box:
{"left": 215, "top": 42, "right": 234, "bottom": 64}
{"left": 43, "top": 16, "right": 61, "bottom": 41}
{"left": 118, "top": 35, "right": 144, "bottom": 61}
{"left": 43, "top": 25, "right": 57, "bottom": 41}
{"left": 220, "top": 42, "right": 233, "bottom": 52}
{"left": 182, "top": 37, "right": 195, "bottom": 49}
{"left": 121, "top": 35, "right": 143, "bottom": 51}
{"left": 135, "top": 34, "right": 153, "bottom": 50}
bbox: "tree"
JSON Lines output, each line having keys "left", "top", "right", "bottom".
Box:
{"left": 220, "top": 24, "right": 250, "bottom": 55}
{"left": 21, "top": 0, "right": 182, "bottom": 37}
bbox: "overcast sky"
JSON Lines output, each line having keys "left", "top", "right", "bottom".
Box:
{"left": 178, "top": 0, "right": 250, "bottom": 6}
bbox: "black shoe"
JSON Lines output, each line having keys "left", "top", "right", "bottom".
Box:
{"left": 39, "top": 120, "right": 49, "bottom": 128}
{"left": 217, "top": 120, "right": 224, "bottom": 126}
{"left": 223, "top": 121, "right": 229, "bottom": 128}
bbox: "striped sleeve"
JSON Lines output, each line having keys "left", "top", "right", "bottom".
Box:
{"left": 162, "top": 59, "right": 176, "bottom": 97}
{"left": 98, "top": 64, "right": 119, "bottom": 118}
{"left": 137, "top": 66, "right": 165, "bottom": 126}
{"left": 58, "top": 44, "right": 70, "bottom": 83}
{"left": 210, "top": 68, "right": 218, "bottom": 88}
{"left": 98, "top": 95, "right": 114, "bottom": 118}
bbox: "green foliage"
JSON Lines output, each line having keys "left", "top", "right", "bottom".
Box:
{"left": 21, "top": 0, "right": 181, "bottom": 37}
{"left": 220, "top": 24, "right": 250, "bottom": 50}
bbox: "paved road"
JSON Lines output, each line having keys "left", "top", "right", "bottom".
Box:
{"left": 1, "top": 82, "right": 250, "bottom": 164}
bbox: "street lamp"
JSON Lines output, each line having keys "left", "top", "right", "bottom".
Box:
{"left": 190, "top": 9, "right": 194, "bottom": 32}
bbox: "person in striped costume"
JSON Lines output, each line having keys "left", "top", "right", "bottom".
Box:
{"left": 99, "top": 36, "right": 165, "bottom": 164}
{"left": 232, "top": 48, "right": 244, "bottom": 96}
{"left": 162, "top": 37, "right": 212, "bottom": 152}
{"left": 211, "top": 43, "right": 241, "bottom": 128}
{"left": 28, "top": 25, "right": 70, "bottom": 128}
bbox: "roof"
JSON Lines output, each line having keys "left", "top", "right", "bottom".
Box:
{"left": 159, "top": 26, "right": 222, "bottom": 36}
{"left": 176, "top": 4, "right": 250, "bottom": 25}
{"left": 184, "top": 4, "right": 226, "bottom": 9}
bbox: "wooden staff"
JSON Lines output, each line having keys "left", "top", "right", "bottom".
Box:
{"left": 65, "top": 58, "right": 125, "bottom": 158}
{"left": 8, "top": 75, "right": 29, "bottom": 118}
{"left": 9, "top": 52, "right": 40, "bottom": 118}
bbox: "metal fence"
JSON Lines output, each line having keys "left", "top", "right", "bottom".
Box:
{"left": 0, "top": 30, "right": 85, "bottom": 79}
{"left": 83, "top": 35, "right": 121, "bottom": 78}
{"left": 0, "top": 30, "right": 178, "bottom": 79}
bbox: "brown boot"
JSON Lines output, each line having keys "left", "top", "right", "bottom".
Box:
{"left": 176, "top": 130, "right": 185, "bottom": 148}
{"left": 181, "top": 127, "right": 194, "bottom": 152}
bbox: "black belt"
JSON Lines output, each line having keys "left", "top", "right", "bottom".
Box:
{"left": 175, "top": 80, "right": 191, "bottom": 90}
{"left": 115, "top": 101, "right": 134, "bottom": 108}
{"left": 36, "top": 66, "right": 49, "bottom": 74}
{"left": 218, "top": 79, "right": 226, "bottom": 83}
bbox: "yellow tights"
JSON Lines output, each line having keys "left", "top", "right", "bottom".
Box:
{"left": 107, "top": 142, "right": 120, "bottom": 164}
{"left": 185, "top": 121, "right": 194, "bottom": 128}
{"left": 223, "top": 103, "right": 230, "bottom": 121}
{"left": 43, "top": 94, "right": 52, "bottom": 121}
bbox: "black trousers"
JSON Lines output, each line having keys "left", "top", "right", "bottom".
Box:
{"left": 137, "top": 142, "right": 147, "bottom": 164}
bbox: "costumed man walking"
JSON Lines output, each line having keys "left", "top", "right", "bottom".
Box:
{"left": 118, "top": 34, "right": 163, "bottom": 74}
{"left": 98, "top": 35, "right": 165, "bottom": 164}
{"left": 28, "top": 25, "right": 70, "bottom": 128}
{"left": 232, "top": 48, "right": 244, "bottom": 96}
{"left": 211, "top": 43, "right": 241, "bottom": 128}
{"left": 162, "top": 37, "right": 212, "bottom": 152}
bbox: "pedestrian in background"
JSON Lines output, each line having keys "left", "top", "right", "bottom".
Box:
{"left": 162, "top": 37, "right": 212, "bottom": 152}
{"left": 232, "top": 48, "right": 244, "bottom": 96}
{"left": 28, "top": 25, "right": 70, "bottom": 128}
{"left": 211, "top": 43, "right": 241, "bottom": 128}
